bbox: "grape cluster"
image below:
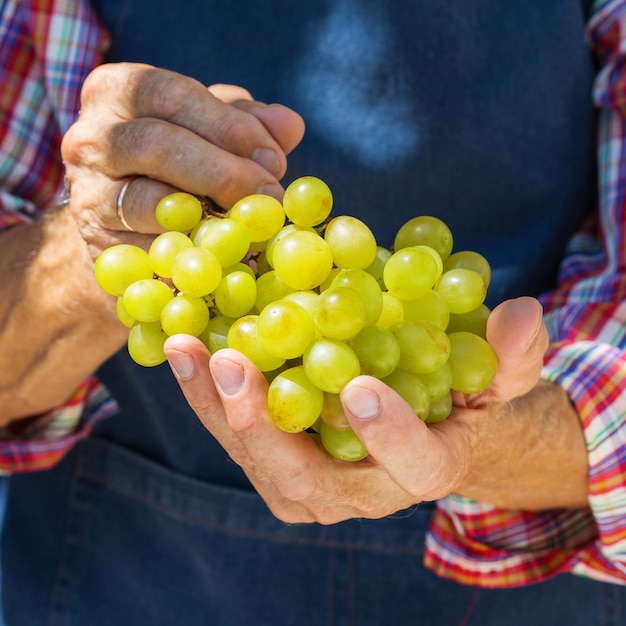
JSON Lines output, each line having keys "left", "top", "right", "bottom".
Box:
{"left": 94, "top": 176, "right": 497, "bottom": 461}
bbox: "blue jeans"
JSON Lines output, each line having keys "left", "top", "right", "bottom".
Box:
{"left": 3, "top": 437, "right": 626, "bottom": 625}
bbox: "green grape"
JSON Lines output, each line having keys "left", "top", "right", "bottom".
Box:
{"left": 149, "top": 231, "right": 194, "bottom": 278}
{"left": 94, "top": 244, "right": 154, "bottom": 296}
{"left": 390, "top": 320, "right": 451, "bottom": 374}
{"left": 222, "top": 262, "right": 256, "bottom": 279}
{"left": 189, "top": 216, "right": 213, "bottom": 246}
{"left": 229, "top": 194, "right": 286, "bottom": 242}
{"left": 330, "top": 268, "right": 383, "bottom": 326}
{"left": 257, "top": 299, "right": 316, "bottom": 359}
{"left": 448, "top": 331, "right": 498, "bottom": 394}
{"left": 272, "top": 229, "right": 334, "bottom": 290}
{"left": 255, "top": 270, "right": 295, "bottom": 312}
{"left": 365, "top": 246, "right": 392, "bottom": 290}
{"left": 122, "top": 278, "right": 174, "bottom": 323}
{"left": 376, "top": 292, "right": 405, "bottom": 329}
{"left": 417, "top": 361, "right": 453, "bottom": 401}
{"left": 267, "top": 365, "right": 324, "bottom": 432}
{"left": 424, "top": 393, "right": 453, "bottom": 424}
{"left": 323, "top": 215, "right": 377, "bottom": 269}
{"left": 393, "top": 215, "right": 453, "bottom": 261}
{"left": 265, "top": 223, "right": 316, "bottom": 268}
{"left": 171, "top": 247, "right": 222, "bottom": 297}
{"left": 200, "top": 217, "right": 251, "bottom": 267}
{"left": 127, "top": 321, "right": 168, "bottom": 367}
{"left": 434, "top": 268, "right": 486, "bottom": 314}
{"left": 303, "top": 338, "right": 361, "bottom": 394}
{"left": 401, "top": 290, "right": 450, "bottom": 330}
{"left": 160, "top": 294, "right": 210, "bottom": 337}
{"left": 313, "top": 286, "right": 366, "bottom": 341}
{"left": 199, "top": 315, "right": 235, "bottom": 353}
{"left": 446, "top": 303, "right": 491, "bottom": 339}
{"left": 320, "top": 392, "right": 350, "bottom": 430}
{"left": 155, "top": 192, "right": 203, "bottom": 233}
{"left": 348, "top": 325, "right": 401, "bottom": 378}
{"left": 443, "top": 250, "right": 491, "bottom": 288}
{"left": 227, "top": 314, "right": 285, "bottom": 372}
{"left": 282, "top": 290, "right": 319, "bottom": 317}
{"left": 381, "top": 368, "right": 431, "bottom": 421}
{"left": 383, "top": 246, "right": 440, "bottom": 301}
{"left": 320, "top": 422, "right": 368, "bottom": 462}
{"left": 283, "top": 176, "right": 333, "bottom": 227}
{"left": 116, "top": 297, "right": 135, "bottom": 328}
{"left": 213, "top": 270, "right": 257, "bottom": 318}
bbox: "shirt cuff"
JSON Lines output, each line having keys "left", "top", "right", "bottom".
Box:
{"left": 425, "top": 339, "right": 626, "bottom": 587}
{"left": 0, "top": 376, "right": 118, "bottom": 474}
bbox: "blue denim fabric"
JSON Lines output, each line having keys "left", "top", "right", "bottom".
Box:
{"left": 4, "top": 437, "right": 626, "bottom": 626}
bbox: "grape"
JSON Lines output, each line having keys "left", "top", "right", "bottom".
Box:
{"left": 94, "top": 244, "right": 154, "bottom": 296}
{"left": 365, "top": 246, "right": 392, "bottom": 289}
{"left": 393, "top": 215, "right": 453, "bottom": 261}
{"left": 376, "top": 292, "right": 405, "bottom": 329}
{"left": 272, "top": 229, "right": 334, "bottom": 290}
{"left": 127, "top": 321, "right": 168, "bottom": 367}
{"left": 200, "top": 217, "right": 251, "bottom": 267}
{"left": 448, "top": 331, "right": 498, "bottom": 394}
{"left": 257, "top": 299, "right": 316, "bottom": 359}
{"left": 381, "top": 369, "right": 431, "bottom": 421}
{"left": 383, "top": 246, "right": 440, "bottom": 301}
{"left": 303, "top": 338, "right": 361, "bottom": 394}
{"left": 324, "top": 215, "right": 377, "bottom": 269}
{"left": 155, "top": 192, "right": 203, "bottom": 233}
{"left": 401, "top": 290, "right": 449, "bottom": 330}
{"left": 390, "top": 320, "right": 451, "bottom": 374}
{"left": 229, "top": 194, "right": 285, "bottom": 242}
{"left": 199, "top": 315, "right": 235, "bottom": 353}
{"left": 255, "top": 270, "right": 295, "bottom": 312}
{"left": 348, "top": 325, "right": 401, "bottom": 378}
{"left": 227, "top": 315, "right": 285, "bottom": 372}
{"left": 320, "top": 423, "right": 368, "bottom": 461}
{"left": 94, "top": 175, "right": 502, "bottom": 456}
{"left": 443, "top": 250, "right": 492, "bottom": 288}
{"left": 283, "top": 176, "right": 333, "bottom": 227}
{"left": 267, "top": 365, "right": 324, "bottom": 432}
{"left": 446, "top": 304, "right": 490, "bottom": 338}
{"left": 320, "top": 392, "right": 351, "bottom": 430}
{"left": 161, "top": 294, "right": 210, "bottom": 337}
{"left": 122, "top": 278, "right": 174, "bottom": 323}
{"left": 313, "top": 286, "right": 366, "bottom": 341}
{"left": 171, "top": 247, "right": 222, "bottom": 297}
{"left": 330, "top": 268, "right": 383, "bottom": 326}
{"left": 434, "top": 268, "right": 486, "bottom": 315}
{"left": 149, "top": 231, "right": 194, "bottom": 278}
{"left": 213, "top": 270, "right": 257, "bottom": 319}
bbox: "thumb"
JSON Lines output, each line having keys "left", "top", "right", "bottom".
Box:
{"left": 485, "top": 296, "right": 549, "bottom": 401}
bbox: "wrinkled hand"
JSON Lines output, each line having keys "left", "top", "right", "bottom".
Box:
{"left": 60, "top": 62, "right": 304, "bottom": 258}
{"left": 164, "top": 296, "right": 578, "bottom": 525}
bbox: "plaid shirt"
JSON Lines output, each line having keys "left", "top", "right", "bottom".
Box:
{"left": 1, "top": 0, "right": 625, "bottom": 588}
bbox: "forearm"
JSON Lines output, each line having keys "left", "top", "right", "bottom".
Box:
{"left": 0, "top": 205, "right": 127, "bottom": 423}
{"left": 453, "top": 380, "right": 589, "bottom": 511}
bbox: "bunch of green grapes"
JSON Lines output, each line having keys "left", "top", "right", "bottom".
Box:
{"left": 94, "top": 176, "right": 498, "bottom": 462}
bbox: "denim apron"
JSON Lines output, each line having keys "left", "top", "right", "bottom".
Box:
{"left": 6, "top": 1, "right": 626, "bottom": 624}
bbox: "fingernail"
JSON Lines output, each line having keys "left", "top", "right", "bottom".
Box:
{"left": 342, "top": 387, "right": 380, "bottom": 421}
{"left": 212, "top": 358, "right": 245, "bottom": 396}
{"left": 252, "top": 148, "right": 281, "bottom": 177}
{"left": 167, "top": 349, "right": 195, "bottom": 381}
{"left": 257, "top": 182, "right": 284, "bottom": 200}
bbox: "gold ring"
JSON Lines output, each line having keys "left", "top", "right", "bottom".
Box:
{"left": 116, "top": 176, "right": 138, "bottom": 231}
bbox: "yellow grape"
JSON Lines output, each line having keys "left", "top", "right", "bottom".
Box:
{"left": 257, "top": 299, "right": 316, "bottom": 359}
{"left": 448, "top": 331, "right": 498, "bottom": 394}
{"left": 282, "top": 176, "right": 333, "bottom": 227}
{"left": 200, "top": 217, "right": 251, "bottom": 267}
{"left": 155, "top": 192, "right": 203, "bottom": 233}
{"left": 319, "top": 423, "right": 368, "bottom": 462}
{"left": 149, "top": 231, "right": 194, "bottom": 278}
{"left": 229, "top": 194, "right": 286, "bottom": 242}
{"left": 122, "top": 278, "right": 174, "bottom": 323}
{"left": 160, "top": 294, "right": 210, "bottom": 337}
{"left": 171, "top": 247, "right": 222, "bottom": 297}
{"left": 127, "top": 321, "right": 168, "bottom": 367}
{"left": 393, "top": 215, "right": 453, "bottom": 261}
{"left": 227, "top": 315, "right": 285, "bottom": 372}
{"left": 94, "top": 244, "right": 154, "bottom": 297}
{"left": 313, "top": 286, "right": 367, "bottom": 341}
{"left": 303, "top": 338, "right": 361, "bottom": 394}
{"left": 324, "top": 215, "right": 377, "bottom": 269}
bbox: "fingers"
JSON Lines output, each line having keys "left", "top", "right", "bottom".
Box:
{"left": 485, "top": 296, "right": 549, "bottom": 401}
{"left": 342, "top": 376, "right": 467, "bottom": 501}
